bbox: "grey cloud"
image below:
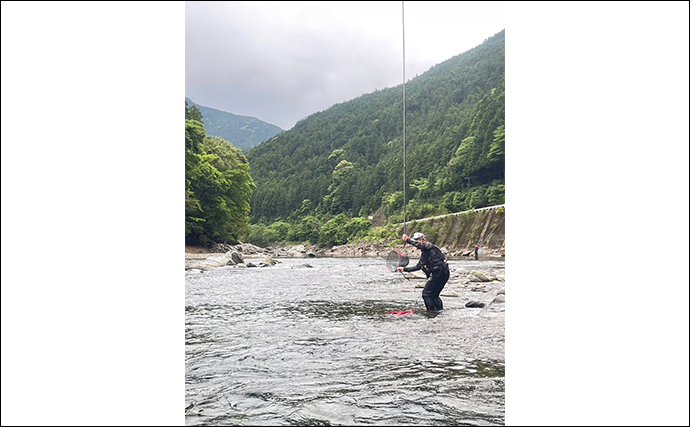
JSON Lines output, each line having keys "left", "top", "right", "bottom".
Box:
{"left": 186, "top": 12, "right": 400, "bottom": 129}
{"left": 185, "top": 2, "right": 503, "bottom": 130}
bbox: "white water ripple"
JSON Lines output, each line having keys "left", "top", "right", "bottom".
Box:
{"left": 186, "top": 257, "right": 505, "bottom": 426}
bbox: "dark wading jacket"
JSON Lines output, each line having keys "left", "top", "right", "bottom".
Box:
{"left": 403, "top": 238, "right": 447, "bottom": 277}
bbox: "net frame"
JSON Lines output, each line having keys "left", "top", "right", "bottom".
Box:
{"left": 386, "top": 250, "right": 409, "bottom": 273}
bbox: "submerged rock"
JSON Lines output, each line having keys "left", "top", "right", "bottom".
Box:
{"left": 465, "top": 301, "right": 486, "bottom": 308}
{"left": 292, "top": 263, "right": 313, "bottom": 269}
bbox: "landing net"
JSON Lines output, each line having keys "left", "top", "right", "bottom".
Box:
{"left": 386, "top": 250, "right": 409, "bottom": 273}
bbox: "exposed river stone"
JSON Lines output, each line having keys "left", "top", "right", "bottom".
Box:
{"left": 466, "top": 301, "right": 486, "bottom": 308}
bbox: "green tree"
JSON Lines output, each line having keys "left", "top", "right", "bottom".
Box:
{"left": 466, "top": 188, "right": 488, "bottom": 210}
{"left": 487, "top": 125, "right": 505, "bottom": 164}
{"left": 486, "top": 184, "right": 505, "bottom": 205}
{"left": 202, "top": 136, "right": 256, "bottom": 242}
{"left": 343, "top": 217, "right": 372, "bottom": 241}
{"left": 323, "top": 160, "right": 356, "bottom": 214}
{"left": 318, "top": 214, "right": 349, "bottom": 246}
{"left": 247, "top": 224, "right": 271, "bottom": 247}
{"left": 267, "top": 221, "right": 291, "bottom": 241}
{"left": 185, "top": 119, "right": 207, "bottom": 244}
{"left": 447, "top": 136, "right": 479, "bottom": 182}
{"left": 382, "top": 191, "right": 404, "bottom": 217}
{"left": 287, "top": 215, "right": 321, "bottom": 244}
{"left": 185, "top": 105, "right": 256, "bottom": 245}
{"left": 185, "top": 100, "right": 203, "bottom": 122}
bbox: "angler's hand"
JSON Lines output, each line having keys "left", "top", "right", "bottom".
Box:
{"left": 401, "top": 234, "right": 408, "bottom": 242}
{"left": 396, "top": 266, "right": 405, "bottom": 272}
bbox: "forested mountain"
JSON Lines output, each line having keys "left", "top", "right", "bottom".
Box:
{"left": 185, "top": 97, "right": 284, "bottom": 152}
{"left": 246, "top": 30, "right": 505, "bottom": 230}
{"left": 185, "top": 102, "right": 255, "bottom": 246}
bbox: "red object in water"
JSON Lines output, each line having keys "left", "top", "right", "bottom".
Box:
{"left": 387, "top": 308, "right": 414, "bottom": 316}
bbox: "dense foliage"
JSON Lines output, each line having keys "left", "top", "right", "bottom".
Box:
{"left": 243, "top": 30, "right": 505, "bottom": 247}
{"left": 185, "top": 101, "right": 256, "bottom": 246}
{"left": 185, "top": 97, "right": 284, "bottom": 153}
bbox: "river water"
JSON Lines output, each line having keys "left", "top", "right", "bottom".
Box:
{"left": 185, "top": 256, "right": 505, "bottom": 426}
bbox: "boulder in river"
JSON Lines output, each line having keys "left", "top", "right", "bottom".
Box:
{"left": 190, "top": 249, "right": 243, "bottom": 269}
{"left": 465, "top": 301, "right": 486, "bottom": 308}
{"left": 492, "top": 294, "right": 506, "bottom": 303}
{"left": 469, "top": 271, "right": 491, "bottom": 282}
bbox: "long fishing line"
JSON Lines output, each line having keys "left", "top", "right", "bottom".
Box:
{"left": 480, "top": 215, "right": 505, "bottom": 247}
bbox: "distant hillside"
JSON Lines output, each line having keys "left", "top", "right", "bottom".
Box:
{"left": 185, "top": 98, "right": 284, "bottom": 152}
{"left": 246, "top": 30, "right": 505, "bottom": 225}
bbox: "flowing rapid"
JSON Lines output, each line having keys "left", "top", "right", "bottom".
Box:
{"left": 186, "top": 256, "right": 505, "bottom": 426}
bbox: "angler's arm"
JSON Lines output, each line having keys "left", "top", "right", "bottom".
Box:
{"left": 403, "top": 259, "right": 422, "bottom": 272}
{"left": 406, "top": 237, "right": 433, "bottom": 251}
{"left": 400, "top": 235, "right": 429, "bottom": 272}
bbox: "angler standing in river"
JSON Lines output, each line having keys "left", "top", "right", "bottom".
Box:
{"left": 397, "top": 232, "right": 450, "bottom": 311}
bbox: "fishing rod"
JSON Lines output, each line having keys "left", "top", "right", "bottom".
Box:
{"left": 401, "top": 0, "right": 407, "bottom": 237}
{"left": 384, "top": 2, "right": 410, "bottom": 283}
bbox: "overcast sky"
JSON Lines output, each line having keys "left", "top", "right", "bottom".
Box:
{"left": 2, "top": 3, "right": 688, "bottom": 426}
{"left": 185, "top": 1, "right": 506, "bottom": 130}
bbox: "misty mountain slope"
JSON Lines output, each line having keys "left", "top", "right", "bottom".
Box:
{"left": 185, "top": 97, "right": 284, "bottom": 152}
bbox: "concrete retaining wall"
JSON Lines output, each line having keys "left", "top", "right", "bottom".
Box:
{"left": 395, "top": 205, "right": 505, "bottom": 253}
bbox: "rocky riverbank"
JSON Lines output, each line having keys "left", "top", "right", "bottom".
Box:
{"left": 185, "top": 239, "right": 505, "bottom": 262}
{"left": 185, "top": 241, "right": 506, "bottom": 309}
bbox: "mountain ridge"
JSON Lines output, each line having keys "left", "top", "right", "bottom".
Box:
{"left": 185, "top": 97, "right": 284, "bottom": 152}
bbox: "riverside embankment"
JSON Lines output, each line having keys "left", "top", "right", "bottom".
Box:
{"left": 397, "top": 204, "right": 505, "bottom": 255}
{"left": 185, "top": 205, "right": 505, "bottom": 263}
